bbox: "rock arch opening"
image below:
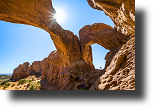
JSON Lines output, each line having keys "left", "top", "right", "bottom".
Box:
{"left": 91, "top": 44, "right": 109, "bottom": 69}
{"left": 0, "top": 20, "right": 56, "bottom": 74}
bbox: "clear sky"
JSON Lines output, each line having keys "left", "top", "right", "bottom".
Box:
{"left": 0, "top": 0, "right": 114, "bottom": 74}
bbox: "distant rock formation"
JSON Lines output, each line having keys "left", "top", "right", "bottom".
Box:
{"left": 1, "top": 0, "right": 135, "bottom": 90}
{"left": 10, "top": 61, "right": 42, "bottom": 81}
{"left": 29, "top": 61, "right": 42, "bottom": 75}
{"left": 10, "top": 62, "right": 30, "bottom": 81}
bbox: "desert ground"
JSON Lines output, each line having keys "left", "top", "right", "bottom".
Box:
{"left": 0, "top": 75, "right": 41, "bottom": 90}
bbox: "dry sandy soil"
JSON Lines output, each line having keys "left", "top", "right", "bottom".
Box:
{"left": 0, "top": 75, "right": 41, "bottom": 90}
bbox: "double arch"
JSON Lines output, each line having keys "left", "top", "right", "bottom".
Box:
{"left": 0, "top": 0, "right": 129, "bottom": 69}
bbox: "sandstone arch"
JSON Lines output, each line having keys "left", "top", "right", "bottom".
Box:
{"left": 0, "top": 0, "right": 135, "bottom": 90}
{"left": 0, "top": 0, "right": 82, "bottom": 66}
{"left": 79, "top": 23, "right": 129, "bottom": 67}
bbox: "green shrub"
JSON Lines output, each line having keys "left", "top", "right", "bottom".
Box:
{"left": 27, "top": 82, "right": 31, "bottom": 88}
{"left": 37, "top": 81, "right": 40, "bottom": 85}
{"left": 0, "top": 80, "right": 9, "bottom": 85}
{"left": 29, "top": 83, "right": 38, "bottom": 90}
{"left": 11, "top": 84, "right": 15, "bottom": 87}
{"left": 29, "top": 80, "right": 32, "bottom": 83}
{"left": 29, "top": 84, "right": 34, "bottom": 90}
{"left": 18, "top": 79, "right": 28, "bottom": 85}
{"left": 33, "top": 83, "right": 38, "bottom": 90}
{"left": 3, "top": 83, "right": 10, "bottom": 89}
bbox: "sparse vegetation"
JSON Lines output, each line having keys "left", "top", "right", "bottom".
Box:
{"left": 18, "top": 79, "right": 28, "bottom": 85}
{"left": 11, "top": 84, "right": 15, "bottom": 87}
{"left": 0, "top": 80, "right": 10, "bottom": 85}
{"left": 29, "top": 83, "right": 39, "bottom": 90}
{"left": 0, "top": 74, "right": 41, "bottom": 90}
{"left": 3, "top": 83, "right": 10, "bottom": 89}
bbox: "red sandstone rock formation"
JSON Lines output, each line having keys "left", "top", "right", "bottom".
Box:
{"left": 1, "top": 0, "right": 135, "bottom": 90}
{"left": 29, "top": 61, "right": 42, "bottom": 75}
{"left": 90, "top": 38, "right": 135, "bottom": 90}
{"left": 10, "top": 61, "right": 42, "bottom": 81}
{"left": 10, "top": 62, "right": 30, "bottom": 81}
{"left": 87, "top": 0, "right": 135, "bottom": 37}
{"left": 87, "top": 0, "right": 135, "bottom": 90}
{"left": 79, "top": 23, "right": 129, "bottom": 67}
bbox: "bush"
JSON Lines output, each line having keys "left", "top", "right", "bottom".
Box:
{"left": 11, "top": 84, "right": 15, "bottom": 87}
{"left": 27, "top": 82, "right": 31, "bottom": 88}
{"left": 37, "top": 81, "right": 40, "bottom": 85}
{"left": 3, "top": 83, "right": 10, "bottom": 89}
{"left": 0, "top": 80, "right": 9, "bottom": 85}
{"left": 18, "top": 79, "right": 28, "bottom": 85}
{"left": 29, "top": 80, "right": 32, "bottom": 83}
{"left": 29, "top": 84, "right": 34, "bottom": 90}
{"left": 29, "top": 83, "right": 38, "bottom": 90}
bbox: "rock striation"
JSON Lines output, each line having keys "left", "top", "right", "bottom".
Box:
{"left": 1, "top": 0, "right": 135, "bottom": 90}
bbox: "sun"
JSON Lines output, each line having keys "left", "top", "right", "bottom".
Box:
{"left": 54, "top": 9, "right": 66, "bottom": 24}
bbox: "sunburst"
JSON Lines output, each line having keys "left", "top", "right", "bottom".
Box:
{"left": 54, "top": 9, "right": 65, "bottom": 24}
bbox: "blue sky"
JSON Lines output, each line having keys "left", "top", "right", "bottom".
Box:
{"left": 0, "top": 0, "right": 114, "bottom": 74}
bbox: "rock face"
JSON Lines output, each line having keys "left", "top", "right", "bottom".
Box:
{"left": 87, "top": 0, "right": 135, "bottom": 37}
{"left": 1, "top": 0, "right": 135, "bottom": 90}
{"left": 10, "top": 62, "right": 42, "bottom": 81}
{"left": 10, "top": 62, "right": 30, "bottom": 81}
{"left": 90, "top": 38, "right": 135, "bottom": 90}
{"left": 29, "top": 61, "right": 42, "bottom": 75}
{"left": 79, "top": 23, "right": 130, "bottom": 67}
{"left": 87, "top": 0, "right": 135, "bottom": 90}
{"left": 40, "top": 50, "right": 93, "bottom": 90}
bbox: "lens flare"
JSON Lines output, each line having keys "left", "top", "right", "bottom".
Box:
{"left": 54, "top": 9, "right": 65, "bottom": 24}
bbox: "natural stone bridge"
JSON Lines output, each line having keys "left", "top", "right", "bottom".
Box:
{"left": 0, "top": 0, "right": 135, "bottom": 90}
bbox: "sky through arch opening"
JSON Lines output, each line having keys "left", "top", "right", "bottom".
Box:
{"left": 0, "top": 20, "right": 56, "bottom": 74}
{"left": 91, "top": 44, "right": 109, "bottom": 69}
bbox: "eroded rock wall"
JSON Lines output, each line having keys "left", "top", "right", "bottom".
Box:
{"left": 87, "top": 0, "right": 135, "bottom": 90}
{"left": 87, "top": 0, "right": 135, "bottom": 37}
{"left": 90, "top": 38, "right": 135, "bottom": 90}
